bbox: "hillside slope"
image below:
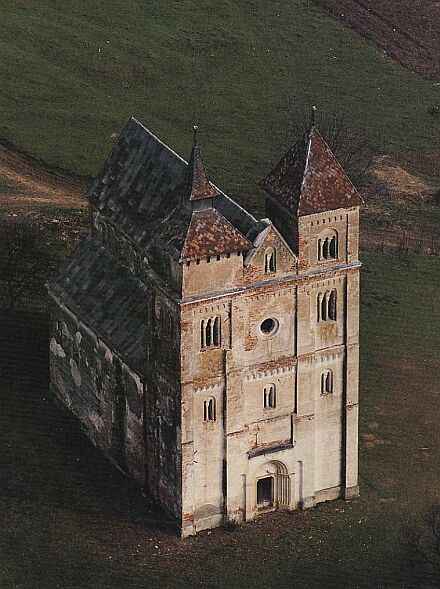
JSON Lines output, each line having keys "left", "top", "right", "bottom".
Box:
{"left": 312, "top": 0, "right": 440, "bottom": 78}
{"left": 0, "top": 0, "right": 438, "bottom": 214}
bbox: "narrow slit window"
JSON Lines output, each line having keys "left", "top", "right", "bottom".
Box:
{"left": 329, "top": 289, "right": 337, "bottom": 320}
{"left": 205, "top": 318, "right": 212, "bottom": 347}
{"left": 321, "top": 292, "right": 327, "bottom": 321}
{"left": 264, "top": 249, "right": 276, "bottom": 273}
{"left": 330, "top": 235, "right": 338, "bottom": 258}
{"left": 204, "top": 397, "right": 216, "bottom": 422}
{"left": 263, "top": 384, "right": 276, "bottom": 409}
{"left": 317, "top": 231, "right": 338, "bottom": 261}
{"left": 321, "top": 370, "right": 333, "bottom": 394}
{"left": 201, "top": 316, "right": 221, "bottom": 349}
{"left": 317, "top": 289, "right": 337, "bottom": 322}
{"left": 213, "top": 316, "right": 221, "bottom": 346}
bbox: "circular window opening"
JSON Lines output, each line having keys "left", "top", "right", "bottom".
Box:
{"left": 260, "top": 318, "right": 278, "bottom": 335}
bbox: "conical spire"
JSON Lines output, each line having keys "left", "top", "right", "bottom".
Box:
{"left": 183, "top": 126, "right": 220, "bottom": 202}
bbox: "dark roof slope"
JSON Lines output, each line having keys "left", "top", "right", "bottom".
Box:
{"left": 260, "top": 127, "right": 363, "bottom": 216}
{"left": 87, "top": 118, "right": 259, "bottom": 258}
{"left": 48, "top": 237, "right": 148, "bottom": 374}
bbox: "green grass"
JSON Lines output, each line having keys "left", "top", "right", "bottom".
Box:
{"left": 363, "top": 202, "right": 440, "bottom": 237}
{"left": 1, "top": 252, "right": 440, "bottom": 588}
{"left": 0, "top": 1, "right": 439, "bottom": 214}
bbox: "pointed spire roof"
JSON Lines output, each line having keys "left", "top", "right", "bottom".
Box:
{"left": 182, "top": 127, "right": 221, "bottom": 202}
{"left": 260, "top": 126, "right": 363, "bottom": 217}
{"left": 152, "top": 127, "right": 253, "bottom": 262}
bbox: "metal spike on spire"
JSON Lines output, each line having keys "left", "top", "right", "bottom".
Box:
{"left": 311, "top": 105, "right": 317, "bottom": 128}
{"left": 193, "top": 124, "right": 198, "bottom": 147}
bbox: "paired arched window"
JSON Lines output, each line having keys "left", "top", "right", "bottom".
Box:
{"left": 203, "top": 397, "right": 216, "bottom": 422}
{"left": 265, "top": 248, "right": 276, "bottom": 273}
{"left": 200, "top": 316, "right": 221, "bottom": 349}
{"left": 263, "top": 384, "right": 276, "bottom": 409}
{"left": 317, "top": 289, "right": 337, "bottom": 322}
{"left": 321, "top": 370, "right": 333, "bottom": 395}
{"left": 318, "top": 231, "right": 338, "bottom": 261}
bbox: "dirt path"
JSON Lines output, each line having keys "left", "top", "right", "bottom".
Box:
{"left": 0, "top": 139, "right": 89, "bottom": 209}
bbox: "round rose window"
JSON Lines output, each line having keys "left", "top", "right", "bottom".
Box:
{"left": 260, "top": 318, "right": 279, "bottom": 335}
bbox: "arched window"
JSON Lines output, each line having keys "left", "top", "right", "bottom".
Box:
{"left": 317, "top": 289, "right": 337, "bottom": 322}
{"left": 321, "top": 370, "right": 333, "bottom": 394}
{"left": 265, "top": 248, "right": 276, "bottom": 273}
{"left": 329, "top": 289, "right": 337, "bottom": 320}
{"left": 263, "top": 384, "right": 276, "bottom": 409}
{"left": 318, "top": 230, "right": 338, "bottom": 261}
{"left": 200, "top": 316, "right": 221, "bottom": 349}
{"left": 203, "top": 397, "right": 216, "bottom": 422}
{"left": 330, "top": 235, "right": 337, "bottom": 258}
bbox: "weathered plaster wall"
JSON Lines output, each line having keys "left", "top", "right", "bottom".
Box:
{"left": 144, "top": 287, "right": 182, "bottom": 520}
{"left": 179, "top": 207, "right": 361, "bottom": 536}
{"left": 243, "top": 224, "right": 297, "bottom": 285}
{"left": 49, "top": 298, "right": 145, "bottom": 482}
{"left": 182, "top": 253, "right": 243, "bottom": 298}
{"left": 298, "top": 207, "right": 360, "bottom": 272}
{"left": 314, "top": 350, "right": 344, "bottom": 492}
{"left": 92, "top": 209, "right": 183, "bottom": 518}
{"left": 93, "top": 210, "right": 183, "bottom": 293}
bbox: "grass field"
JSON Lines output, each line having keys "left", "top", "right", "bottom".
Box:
{"left": 0, "top": 1, "right": 439, "bottom": 215}
{"left": 1, "top": 251, "right": 439, "bottom": 588}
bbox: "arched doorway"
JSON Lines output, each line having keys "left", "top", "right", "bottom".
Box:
{"left": 256, "top": 460, "right": 291, "bottom": 510}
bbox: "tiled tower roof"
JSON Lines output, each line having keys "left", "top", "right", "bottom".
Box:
{"left": 184, "top": 143, "right": 221, "bottom": 201}
{"left": 260, "top": 126, "right": 363, "bottom": 216}
{"left": 180, "top": 208, "right": 252, "bottom": 261}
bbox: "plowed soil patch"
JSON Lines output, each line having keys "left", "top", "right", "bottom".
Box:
{"left": 0, "top": 140, "right": 88, "bottom": 209}
{"left": 312, "top": 0, "right": 440, "bottom": 78}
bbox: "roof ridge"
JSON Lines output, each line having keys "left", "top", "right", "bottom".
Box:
{"left": 130, "top": 117, "right": 188, "bottom": 166}
{"left": 298, "top": 130, "right": 313, "bottom": 212}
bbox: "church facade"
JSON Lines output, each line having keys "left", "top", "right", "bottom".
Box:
{"left": 47, "top": 116, "right": 362, "bottom": 537}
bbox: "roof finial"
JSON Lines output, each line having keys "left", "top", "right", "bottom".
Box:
{"left": 193, "top": 124, "right": 198, "bottom": 147}
{"left": 310, "top": 105, "right": 317, "bottom": 128}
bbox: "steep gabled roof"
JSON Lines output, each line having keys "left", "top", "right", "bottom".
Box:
{"left": 87, "top": 117, "right": 258, "bottom": 258}
{"left": 48, "top": 237, "right": 148, "bottom": 375}
{"left": 180, "top": 208, "right": 253, "bottom": 261}
{"left": 260, "top": 126, "right": 363, "bottom": 216}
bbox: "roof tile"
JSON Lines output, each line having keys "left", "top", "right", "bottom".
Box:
{"left": 180, "top": 208, "right": 253, "bottom": 260}
{"left": 260, "top": 127, "right": 363, "bottom": 216}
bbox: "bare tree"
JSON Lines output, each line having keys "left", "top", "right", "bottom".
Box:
{"left": 287, "top": 103, "right": 375, "bottom": 188}
{"left": 0, "top": 213, "right": 47, "bottom": 309}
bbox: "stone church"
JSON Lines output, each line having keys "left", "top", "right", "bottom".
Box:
{"left": 47, "top": 115, "right": 362, "bottom": 537}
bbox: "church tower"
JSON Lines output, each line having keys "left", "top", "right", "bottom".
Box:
{"left": 260, "top": 117, "right": 363, "bottom": 511}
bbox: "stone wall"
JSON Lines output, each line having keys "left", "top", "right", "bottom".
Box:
{"left": 48, "top": 297, "right": 145, "bottom": 483}
{"left": 91, "top": 208, "right": 183, "bottom": 519}
{"left": 144, "top": 287, "right": 182, "bottom": 520}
